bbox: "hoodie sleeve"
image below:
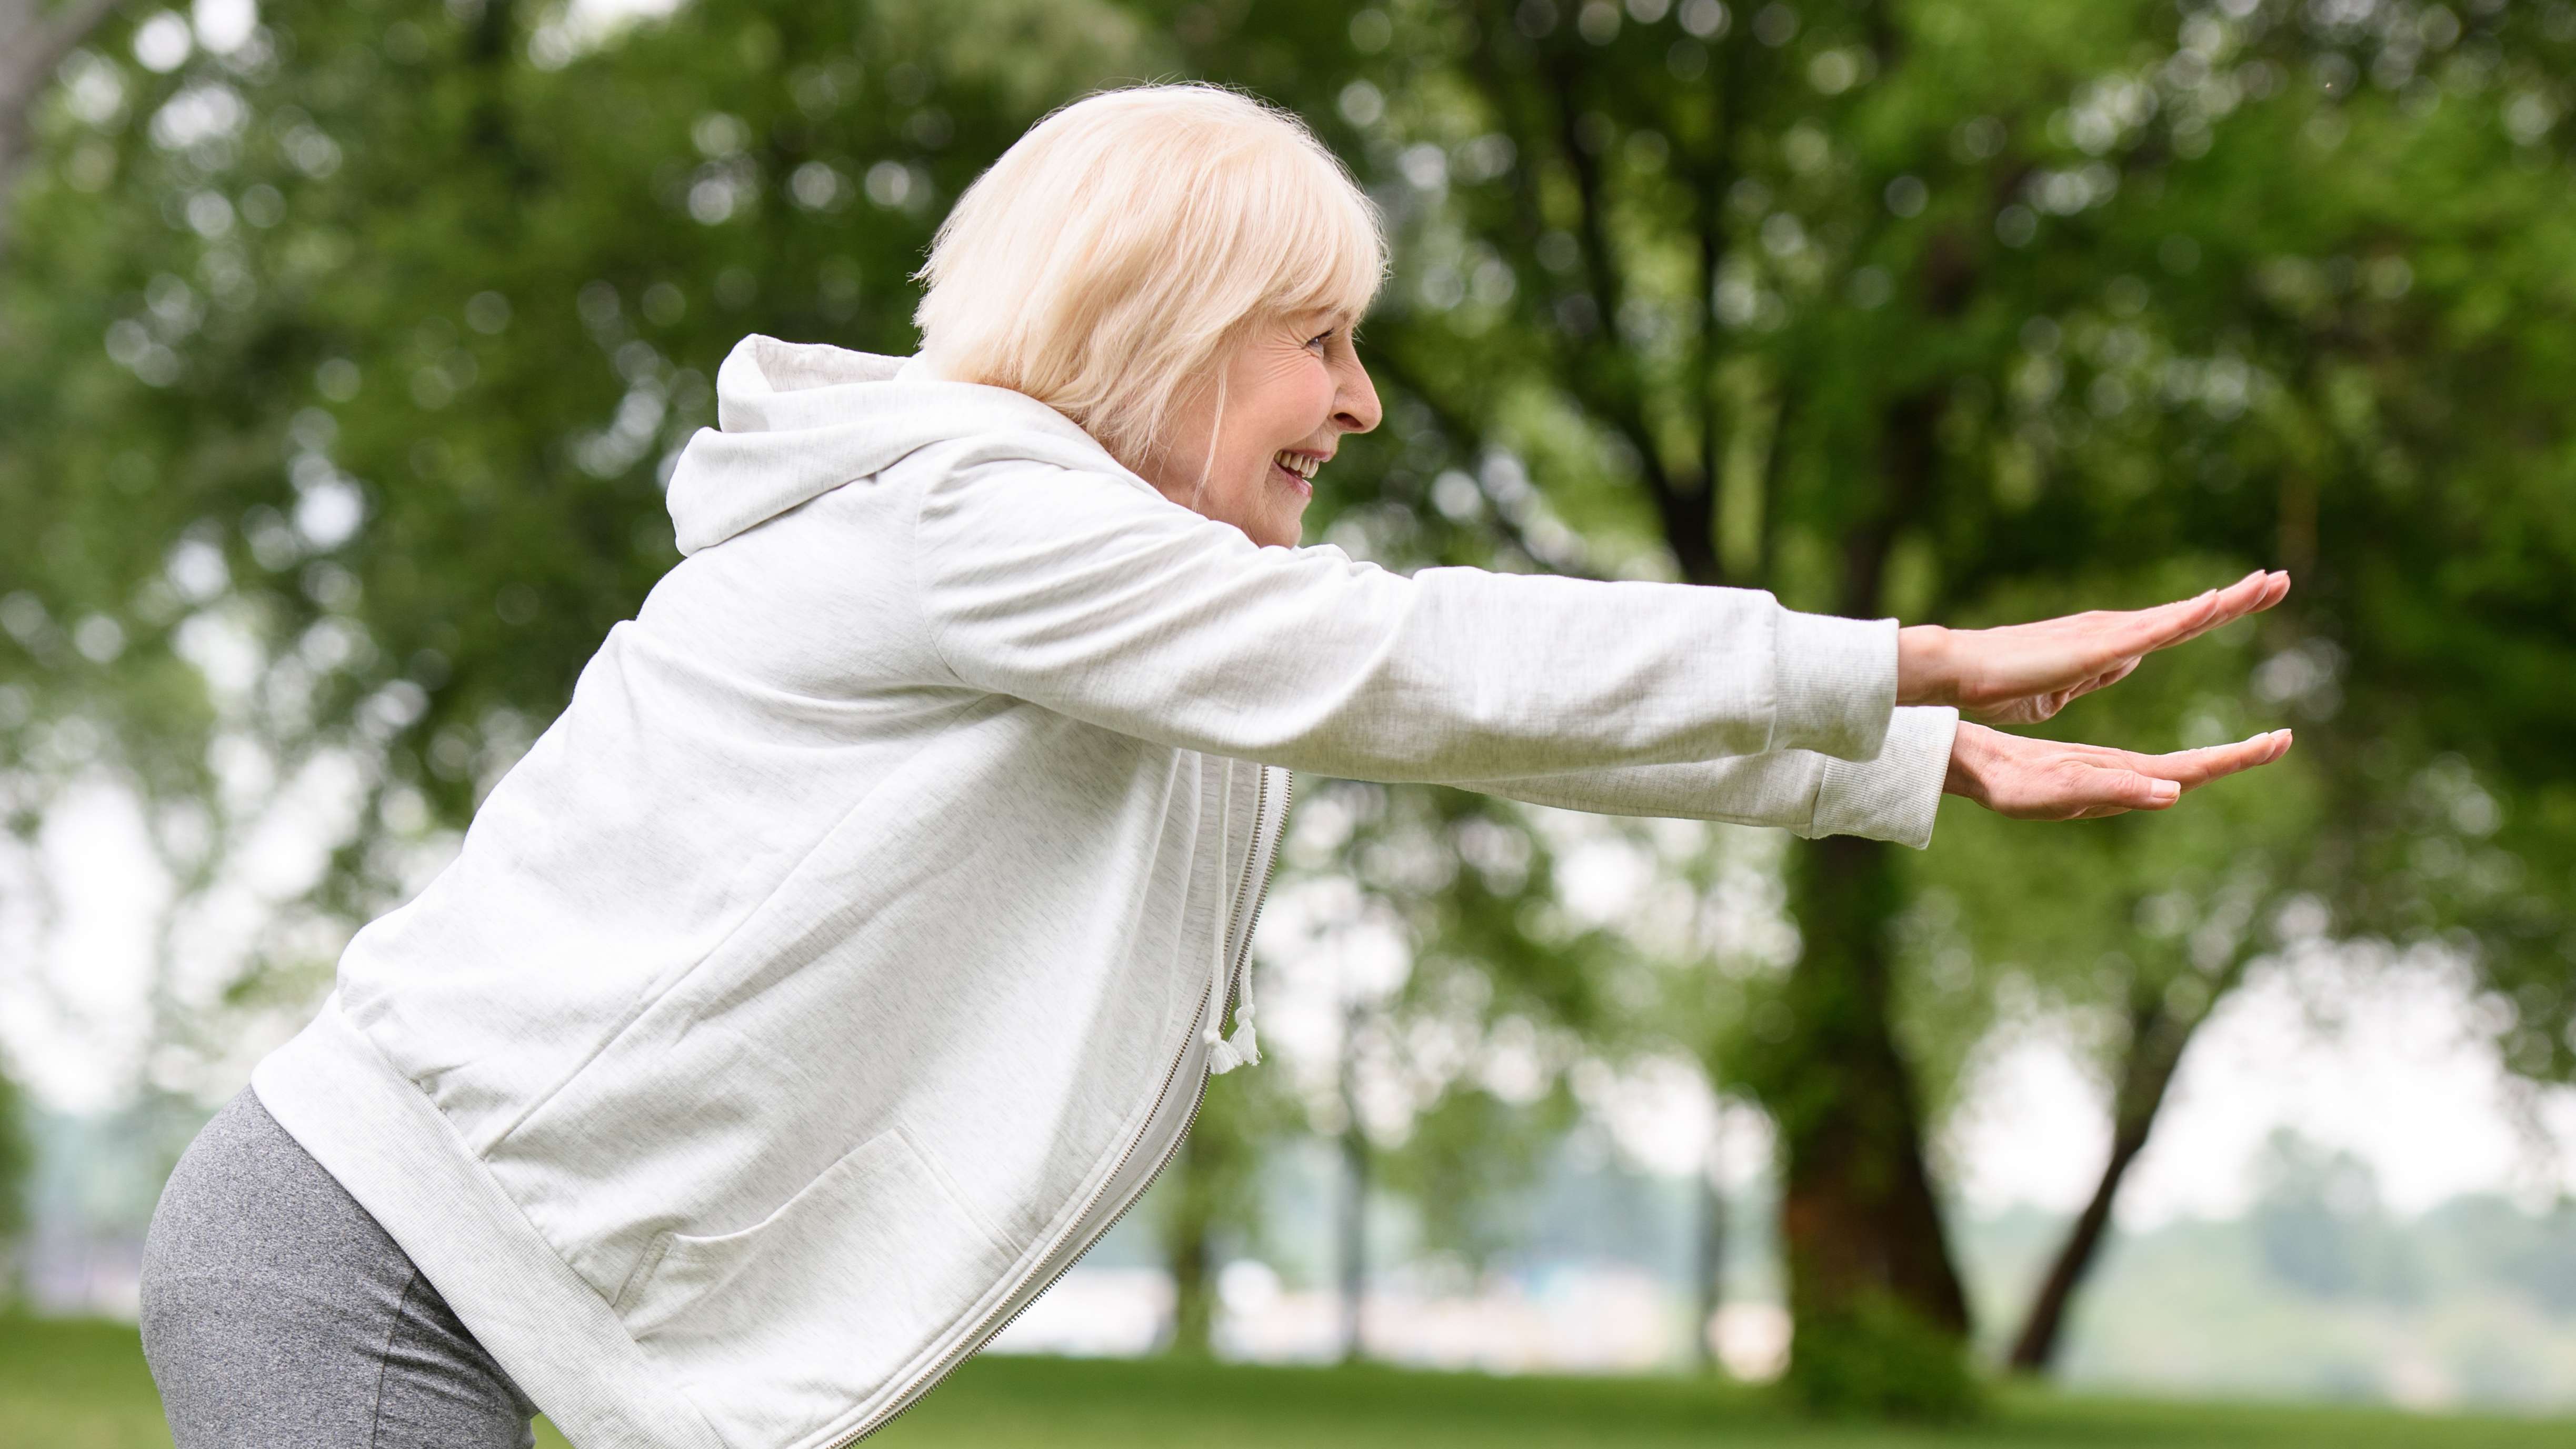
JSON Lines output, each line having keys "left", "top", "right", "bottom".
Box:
{"left": 1449, "top": 706, "right": 1959, "bottom": 848}
{"left": 911, "top": 460, "right": 1902, "bottom": 783}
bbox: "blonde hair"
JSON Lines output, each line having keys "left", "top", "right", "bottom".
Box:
{"left": 913, "top": 84, "right": 1386, "bottom": 464}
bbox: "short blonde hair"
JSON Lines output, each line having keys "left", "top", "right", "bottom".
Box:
{"left": 914, "top": 84, "right": 1386, "bottom": 462}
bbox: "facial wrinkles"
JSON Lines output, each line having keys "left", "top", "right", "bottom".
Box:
{"left": 1224, "top": 332, "right": 1332, "bottom": 527}
{"left": 1137, "top": 312, "right": 1367, "bottom": 548}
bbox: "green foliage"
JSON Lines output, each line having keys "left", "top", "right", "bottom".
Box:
{"left": 1265, "top": 774, "right": 1639, "bottom": 1274}
{"left": 1159, "top": 0, "right": 2576, "bottom": 1391}
{"left": 0, "top": 0, "right": 1157, "bottom": 1025}
{"left": 1371, "top": 1066, "right": 1579, "bottom": 1270}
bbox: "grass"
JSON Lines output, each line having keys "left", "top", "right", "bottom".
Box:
{"left": 10, "top": 1315, "right": 2574, "bottom": 1449}
{"left": 2, "top": 1317, "right": 173, "bottom": 1449}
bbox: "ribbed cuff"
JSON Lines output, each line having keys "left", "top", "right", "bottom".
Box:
{"left": 1811, "top": 706, "right": 1958, "bottom": 849}
{"left": 1771, "top": 609, "right": 1900, "bottom": 760}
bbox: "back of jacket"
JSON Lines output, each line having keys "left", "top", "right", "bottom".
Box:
{"left": 253, "top": 336, "right": 1953, "bottom": 1449}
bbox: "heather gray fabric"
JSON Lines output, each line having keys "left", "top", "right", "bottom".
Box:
{"left": 141, "top": 1089, "right": 538, "bottom": 1449}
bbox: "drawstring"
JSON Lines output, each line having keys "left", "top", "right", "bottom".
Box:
{"left": 1205, "top": 766, "right": 1282, "bottom": 1076}
{"left": 1204, "top": 986, "right": 1260, "bottom": 1074}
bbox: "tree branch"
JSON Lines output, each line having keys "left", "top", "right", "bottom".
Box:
{"left": 1459, "top": 4, "right": 1715, "bottom": 582}
{"left": 1365, "top": 342, "right": 1608, "bottom": 582}
{"left": 0, "top": 0, "right": 126, "bottom": 245}
{"left": 1530, "top": 43, "right": 1711, "bottom": 581}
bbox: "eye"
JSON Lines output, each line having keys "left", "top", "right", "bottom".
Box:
{"left": 1305, "top": 328, "right": 1334, "bottom": 351}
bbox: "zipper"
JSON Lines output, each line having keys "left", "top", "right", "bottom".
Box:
{"left": 1221, "top": 768, "right": 1289, "bottom": 1028}
{"left": 821, "top": 764, "right": 1290, "bottom": 1449}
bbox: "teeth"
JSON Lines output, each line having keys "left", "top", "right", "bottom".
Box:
{"left": 1273, "top": 449, "right": 1320, "bottom": 481}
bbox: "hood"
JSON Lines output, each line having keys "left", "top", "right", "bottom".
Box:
{"left": 664, "top": 334, "right": 1115, "bottom": 555}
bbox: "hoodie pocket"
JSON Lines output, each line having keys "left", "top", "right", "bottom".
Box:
{"left": 617, "top": 1124, "right": 1021, "bottom": 1449}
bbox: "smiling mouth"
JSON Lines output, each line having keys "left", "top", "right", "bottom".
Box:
{"left": 1272, "top": 448, "right": 1322, "bottom": 483}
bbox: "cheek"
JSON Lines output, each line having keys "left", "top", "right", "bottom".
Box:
{"left": 1234, "top": 359, "right": 1334, "bottom": 449}
{"left": 1288, "top": 369, "right": 1335, "bottom": 431}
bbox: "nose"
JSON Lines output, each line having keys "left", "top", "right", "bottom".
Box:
{"left": 1332, "top": 352, "right": 1383, "bottom": 436}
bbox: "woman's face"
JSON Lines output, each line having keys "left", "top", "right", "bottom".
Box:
{"left": 1137, "top": 309, "right": 1382, "bottom": 547}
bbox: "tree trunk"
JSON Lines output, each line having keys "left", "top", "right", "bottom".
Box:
{"left": 1160, "top": 1131, "right": 1217, "bottom": 1356}
{"left": 1756, "top": 387, "right": 1969, "bottom": 1372}
{"left": 1769, "top": 833, "right": 1972, "bottom": 1344}
{"left": 2006, "top": 997, "right": 2198, "bottom": 1373}
{"left": 1691, "top": 1150, "right": 1726, "bottom": 1373}
{"left": 1337, "top": 1000, "right": 1369, "bottom": 1363}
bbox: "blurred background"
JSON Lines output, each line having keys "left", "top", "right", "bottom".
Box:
{"left": 3, "top": 0, "right": 2576, "bottom": 1437}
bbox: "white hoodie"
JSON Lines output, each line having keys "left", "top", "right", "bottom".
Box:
{"left": 252, "top": 336, "right": 1958, "bottom": 1449}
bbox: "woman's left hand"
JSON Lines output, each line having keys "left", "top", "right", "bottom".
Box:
{"left": 1943, "top": 722, "right": 2293, "bottom": 820}
{"left": 1898, "top": 570, "right": 2291, "bottom": 724}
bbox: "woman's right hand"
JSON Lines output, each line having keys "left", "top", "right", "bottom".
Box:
{"left": 1898, "top": 570, "right": 2291, "bottom": 724}
{"left": 1942, "top": 722, "right": 2292, "bottom": 820}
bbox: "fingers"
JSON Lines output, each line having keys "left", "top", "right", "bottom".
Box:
{"left": 2166, "top": 569, "right": 2291, "bottom": 644}
{"left": 1952, "top": 572, "right": 2292, "bottom": 721}
{"left": 2058, "top": 730, "right": 2294, "bottom": 790}
{"left": 1966, "top": 728, "right": 2294, "bottom": 821}
{"left": 2101, "top": 769, "right": 2184, "bottom": 812}
{"left": 2148, "top": 730, "right": 2294, "bottom": 788}
{"left": 2123, "top": 570, "right": 2292, "bottom": 655}
{"left": 2061, "top": 656, "right": 2141, "bottom": 708}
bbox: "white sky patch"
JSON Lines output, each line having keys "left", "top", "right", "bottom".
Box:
{"left": 2, "top": 607, "right": 378, "bottom": 1112}
{"left": 1948, "top": 946, "right": 2576, "bottom": 1224}
{"left": 191, "top": 0, "right": 258, "bottom": 54}
{"left": 531, "top": 0, "right": 691, "bottom": 67}
{"left": 0, "top": 782, "right": 173, "bottom": 1115}
{"left": 573, "top": 0, "right": 689, "bottom": 19}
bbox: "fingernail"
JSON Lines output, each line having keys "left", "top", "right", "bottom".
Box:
{"left": 2152, "top": 780, "right": 2181, "bottom": 802}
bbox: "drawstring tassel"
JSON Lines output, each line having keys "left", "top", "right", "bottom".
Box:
{"left": 1204, "top": 1003, "right": 1261, "bottom": 1075}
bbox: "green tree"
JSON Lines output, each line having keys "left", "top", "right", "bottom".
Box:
{"left": 1913, "top": 2, "right": 2576, "bottom": 1372}
{"left": 1250, "top": 774, "right": 1634, "bottom": 1360}
{"left": 0, "top": 0, "right": 1149, "bottom": 1067}
{"left": 1161, "top": 0, "right": 2576, "bottom": 1411}
{"left": 0, "top": 0, "right": 1334, "bottom": 1364}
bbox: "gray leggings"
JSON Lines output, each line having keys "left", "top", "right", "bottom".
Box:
{"left": 141, "top": 1089, "right": 540, "bottom": 1449}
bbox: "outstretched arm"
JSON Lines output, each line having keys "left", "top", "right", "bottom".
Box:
{"left": 1451, "top": 718, "right": 2290, "bottom": 837}
{"left": 916, "top": 460, "right": 1906, "bottom": 781}
{"left": 1463, "top": 572, "right": 2297, "bottom": 835}
{"left": 1455, "top": 705, "right": 1959, "bottom": 846}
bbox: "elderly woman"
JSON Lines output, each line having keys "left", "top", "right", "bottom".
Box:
{"left": 139, "top": 86, "right": 2288, "bottom": 1449}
